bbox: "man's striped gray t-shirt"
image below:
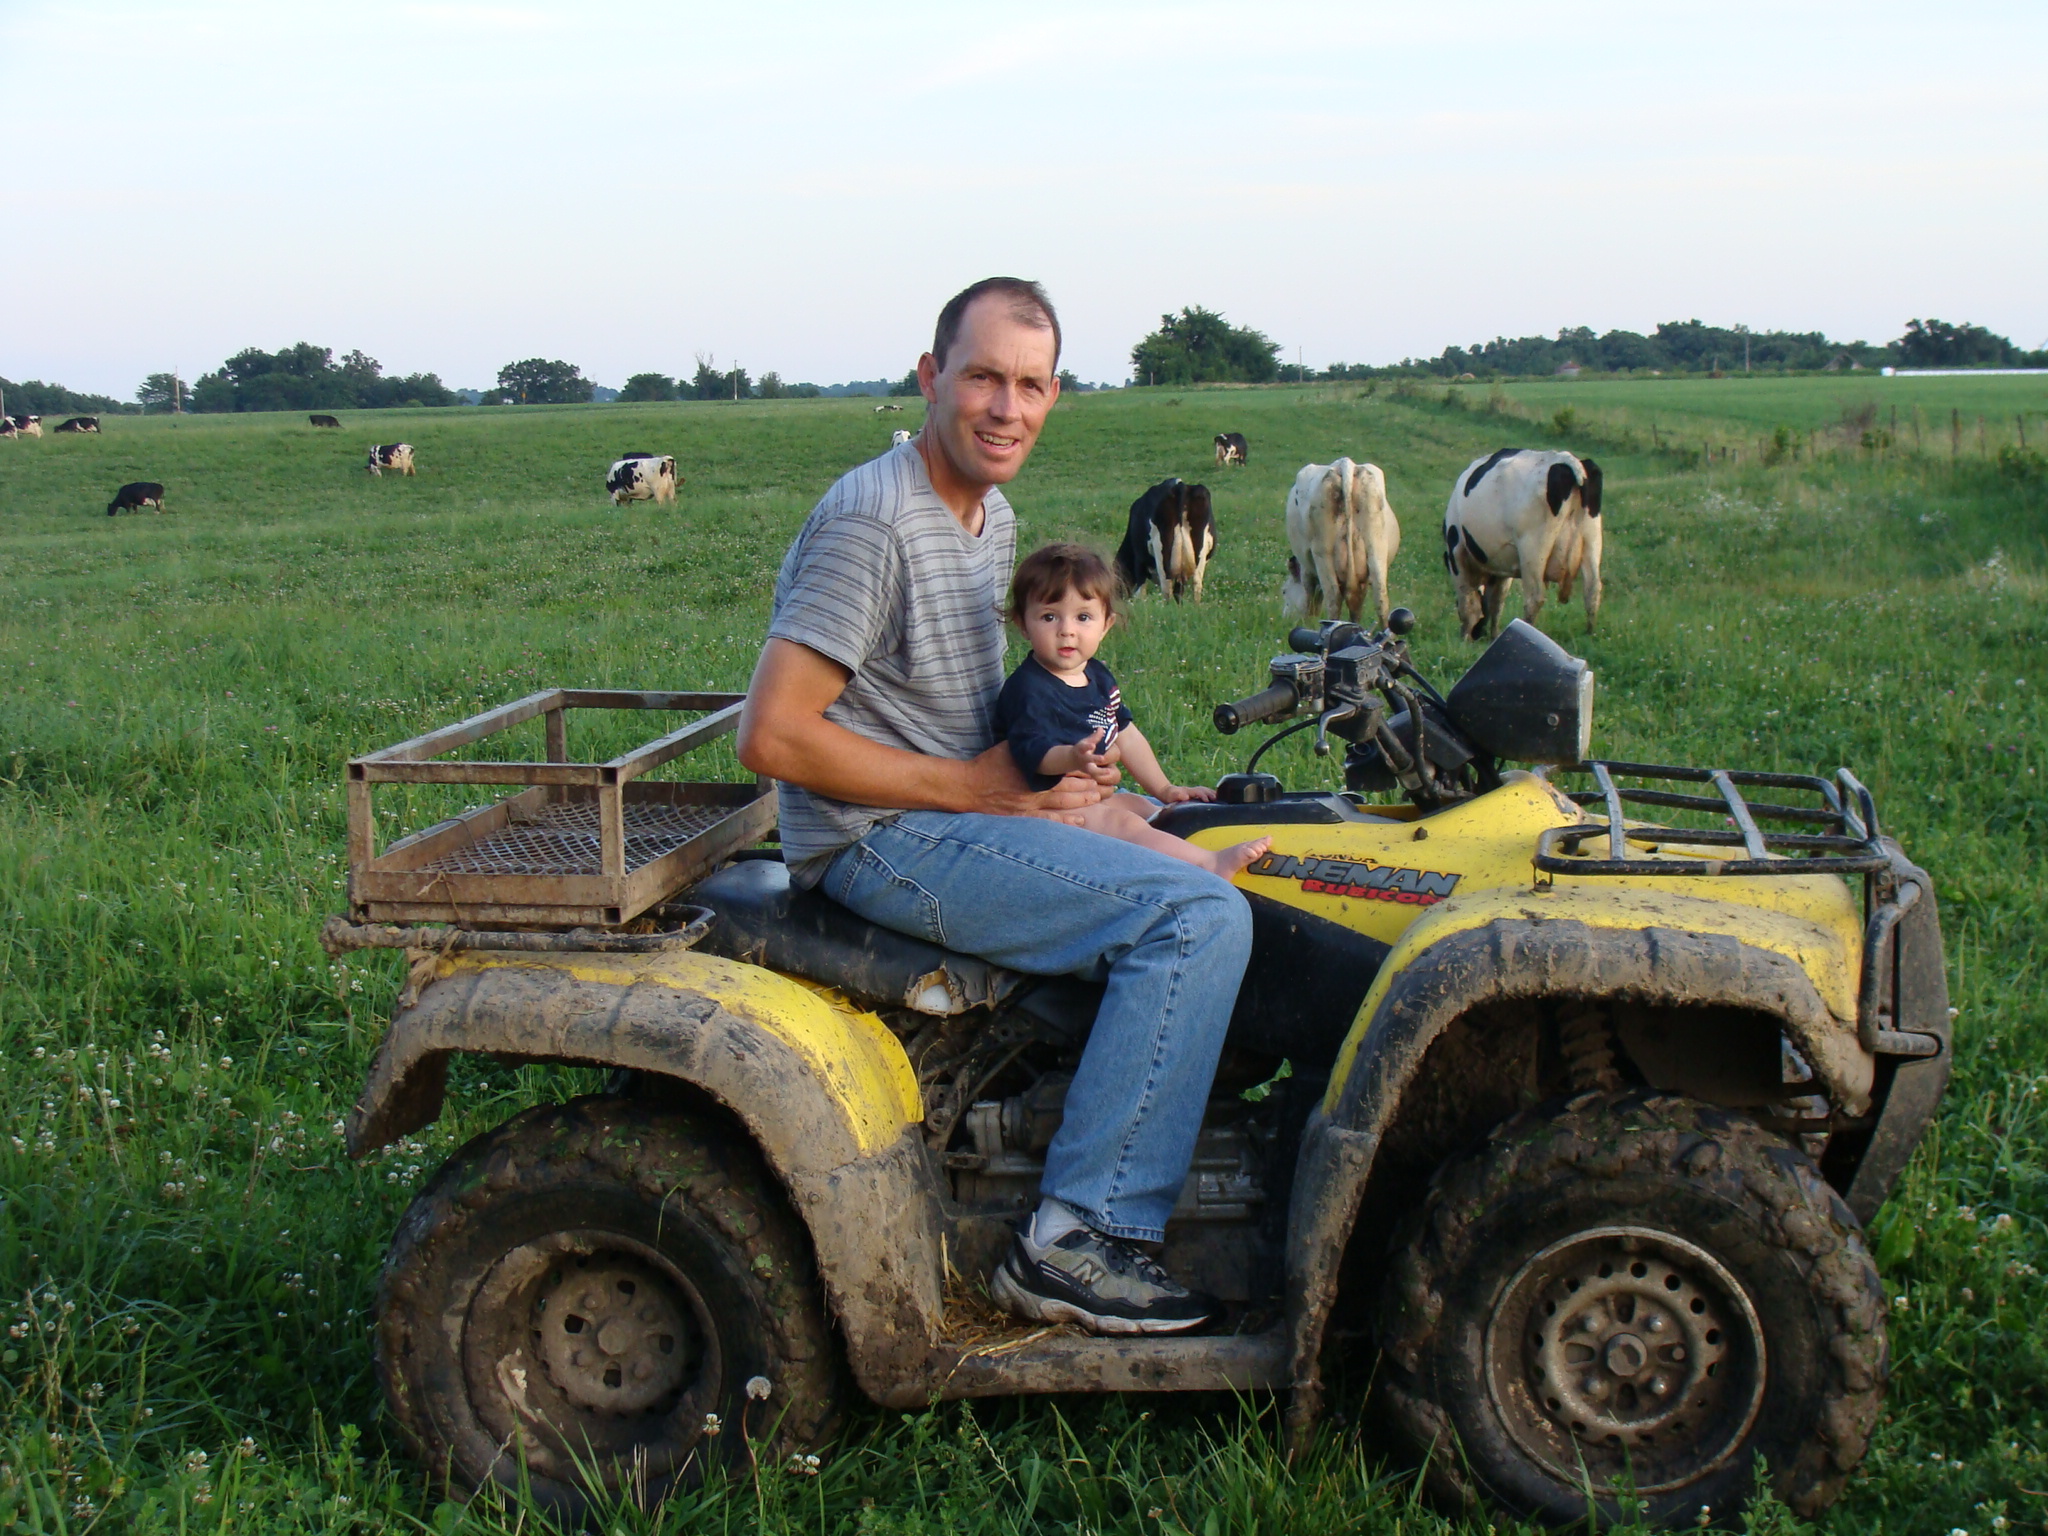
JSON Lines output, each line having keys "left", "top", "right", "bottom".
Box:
{"left": 767, "top": 439, "right": 1016, "bottom": 887}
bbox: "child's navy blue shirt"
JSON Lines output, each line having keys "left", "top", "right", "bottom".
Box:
{"left": 993, "top": 657, "right": 1134, "bottom": 790}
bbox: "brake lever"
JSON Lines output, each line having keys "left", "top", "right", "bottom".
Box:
{"left": 1313, "top": 703, "right": 1360, "bottom": 758}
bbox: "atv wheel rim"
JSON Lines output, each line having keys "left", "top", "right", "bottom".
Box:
{"left": 535, "top": 1255, "right": 694, "bottom": 1413}
{"left": 1484, "top": 1225, "right": 1766, "bottom": 1494}
{"left": 463, "top": 1230, "right": 718, "bottom": 1481}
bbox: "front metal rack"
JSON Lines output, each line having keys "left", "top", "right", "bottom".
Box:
{"left": 1536, "top": 762, "right": 1889, "bottom": 878}
{"left": 1536, "top": 762, "right": 1939, "bottom": 1059}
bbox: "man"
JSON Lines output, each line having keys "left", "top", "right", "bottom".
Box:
{"left": 736, "top": 278, "right": 1252, "bottom": 1335}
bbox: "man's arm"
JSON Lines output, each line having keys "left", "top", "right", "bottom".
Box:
{"left": 736, "top": 639, "right": 1113, "bottom": 817}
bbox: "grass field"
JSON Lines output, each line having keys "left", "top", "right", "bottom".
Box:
{"left": 1, "top": 377, "right": 2044, "bottom": 1534}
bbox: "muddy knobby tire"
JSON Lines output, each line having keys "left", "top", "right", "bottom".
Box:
{"left": 378, "top": 1095, "right": 840, "bottom": 1516}
{"left": 1377, "top": 1092, "right": 1885, "bottom": 1528}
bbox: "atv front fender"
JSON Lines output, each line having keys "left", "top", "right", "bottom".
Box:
{"left": 1283, "top": 904, "right": 1869, "bottom": 1430}
{"left": 348, "top": 947, "right": 943, "bottom": 1402}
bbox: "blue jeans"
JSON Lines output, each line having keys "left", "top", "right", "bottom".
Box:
{"left": 823, "top": 811, "right": 1253, "bottom": 1242}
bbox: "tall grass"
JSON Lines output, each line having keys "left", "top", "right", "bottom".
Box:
{"left": 0, "top": 386, "right": 2042, "bottom": 1531}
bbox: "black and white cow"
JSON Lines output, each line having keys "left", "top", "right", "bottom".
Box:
{"left": 107, "top": 481, "right": 165, "bottom": 516}
{"left": 890, "top": 428, "right": 913, "bottom": 446}
{"left": 1213, "top": 431, "right": 1248, "bottom": 467}
{"left": 366, "top": 443, "right": 416, "bottom": 477}
{"left": 605, "top": 453, "right": 679, "bottom": 505}
{"left": 2, "top": 414, "right": 42, "bottom": 438}
{"left": 1116, "top": 478, "right": 1217, "bottom": 602}
{"left": 1441, "top": 448, "right": 1604, "bottom": 639}
{"left": 54, "top": 416, "right": 100, "bottom": 433}
{"left": 309, "top": 413, "right": 341, "bottom": 428}
{"left": 1283, "top": 458, "right": 1401, "bottom": 626}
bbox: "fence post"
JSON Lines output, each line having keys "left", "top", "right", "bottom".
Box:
{"left": 1951, "top": 408, "right": 1961, "bottom": 459}
{"left": 1913, "top": 407, "right": 1922, "bottom": 452}
{"left": 2021, "top": 414, "right": 2029, "bottom": 451}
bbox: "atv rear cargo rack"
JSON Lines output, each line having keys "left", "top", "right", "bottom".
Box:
{"left": 346, "top": 689, "right": 773, "bottom": 928}
{"left": 1536, "top": 762, "right": 1888, "bottom": 878}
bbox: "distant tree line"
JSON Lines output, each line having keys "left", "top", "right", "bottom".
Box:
{"left": 162, "top": 344, "right": 458, "bottom": 413}
{"left": 0, "top": 375, "right": 135, "bottom": 415}
{"left": 487, "top": 358, "right": 593, "bottom": 405}
{"left": 1895, "top": 319, "right": 2042, "bottom": 369}
{"left": 1303, "top": 318, "right": 2047, "bottom": 381}
{"left": 612, "top": 356, "right": 912, "bottom": 402}
{"left": 61, "top": 311, "right": 2040, "bottom": 420}
{"left": 1131, "top": 307, "right": 1281, "bottom": 386}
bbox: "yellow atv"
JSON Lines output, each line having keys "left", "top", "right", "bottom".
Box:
{"left": 331, "top": 614, "right": 1948, "bottom": 1529}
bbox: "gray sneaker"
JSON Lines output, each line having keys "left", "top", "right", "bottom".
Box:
{"left": 990, "top": 1226, "right": 1219, "bottom": 1335}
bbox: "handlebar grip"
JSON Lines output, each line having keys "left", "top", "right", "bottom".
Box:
{"left": 1213, "top": 680, "right": 1300, "bottom": 735}
{"left": 1287, "top": 626, "right": 1325, "bottom": 654}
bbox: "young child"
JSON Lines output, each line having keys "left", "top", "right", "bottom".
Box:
{"left": 994, "top": 542, "right": 1272, "bottom": 881}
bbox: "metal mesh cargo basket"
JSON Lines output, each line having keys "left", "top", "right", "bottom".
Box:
{"left": 346, "top": 689, "right": 773, "bottom": 927}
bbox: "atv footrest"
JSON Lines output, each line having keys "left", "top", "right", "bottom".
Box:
{"left": 929, "top": 1326, "right": 1286, "bottom": 1398}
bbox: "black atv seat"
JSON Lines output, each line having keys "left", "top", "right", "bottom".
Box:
{"left": 690, "top": 853, "right": 1386, "bottom": 1072}
{"left": 690, "top": 856, "right": 1029, "bottom": 1017}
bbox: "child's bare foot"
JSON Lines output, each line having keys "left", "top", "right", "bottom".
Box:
{"left": 1202, "top": 836, "right": 1272, "bottom": 880}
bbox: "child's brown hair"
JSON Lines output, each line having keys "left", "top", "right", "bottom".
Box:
{"left": 1007, "top": 542, "right": 1119, "bottom": 625}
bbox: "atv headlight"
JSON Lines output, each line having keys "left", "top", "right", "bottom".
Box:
{"left": 1442, "top": 619, "right": 1594, "bottom": 764}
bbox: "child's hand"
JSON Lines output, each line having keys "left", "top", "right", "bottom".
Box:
{"left": 1156, "top": 784, "right": 1217, "bottom": 804}
{"left": 1038, "top": 731, "right": 1124, "bottom": 785}
{"left": 1072, "top": 730, "right": 1121, "bottom": 770}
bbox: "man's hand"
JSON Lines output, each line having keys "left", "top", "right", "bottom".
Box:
{"left": 965, "top": 741, "right": 1112, "bottom": 822}
{"left": 738, "top": 638, "right": 1112, "bottom": 820}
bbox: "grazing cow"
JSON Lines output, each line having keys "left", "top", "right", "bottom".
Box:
{"left": 890, "top": 428, "right": 913, "bottom": 446}
{"left": 1115, "top": 478, "right": 1217, "bottom": 602}
{"left": 1283, "top": 458, "right": 1401, "bottom": 627}
{"left": 309, "top": 413, "right": 341, "bottom": 428}
{"left": 365, "top": 443, "right": 416, "bottom": 477}
{"left": 54, "top": 416, "right": 100, "bottom": 433}
{"left": 107, "top": 481, "right": 165, "bottom": 516}
{"left": 3, "top": 414, "right": 42, "bottom": 438}
{"left": 1213, "top": 431, "right": 1248, "bottom": 467}
{"left": 1441, "top": 448, "right": 1604, "bottom": 639}
{"left": 605, "top": 453, "right": 679, "bottom": 505}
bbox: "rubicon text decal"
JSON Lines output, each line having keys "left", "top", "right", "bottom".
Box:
{"left": 1246, "top": 851, "right": 1461, "bottom": 905}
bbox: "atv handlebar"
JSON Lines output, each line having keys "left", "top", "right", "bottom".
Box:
{"left": 1287, "top": 626, "right": 1326, "bottom": 654}
{"left": 1214, "top": 680, "right": 1300, "bottom": 735}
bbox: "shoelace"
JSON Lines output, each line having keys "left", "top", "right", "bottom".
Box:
{"left": 1094, "top": 1235, "right": 1181, "bottom": 1292}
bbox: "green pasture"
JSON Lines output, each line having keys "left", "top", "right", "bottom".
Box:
{"left": 1479, "top": 371, "right": 2048, "bottom": 464}
{"left": 0, "top": 379, "right": 2043, "bottom": 1533}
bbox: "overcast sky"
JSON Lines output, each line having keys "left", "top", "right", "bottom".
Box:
{"left": 5, "top": 1, "right": 2044, "bottom": 397}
